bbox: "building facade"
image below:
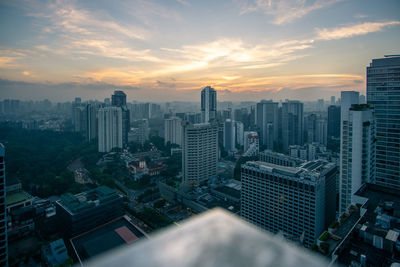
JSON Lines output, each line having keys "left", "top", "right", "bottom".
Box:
{"left": 223, "top": 119, "right": 236, "bottom": 152}
{"left": 339, "top": 104, "right": 376, "bottom": 214}
{"left": 111, "top": 90, "right": 130, "bottom": 146}
{"left": 328, "top": 105, "right": 340, "bottom": 139}
{"left": 255, "top": 100, "right": 278, "bottom": 149}
{"left": 56, "top": 186, "right": 123, "bottom": 237}
{"left": 282, "top": 101, "right": 304, "bottom": 152}
{"left": 367, "top": 56, "right": 400, "bottom": 189}
{"left": 0, "top": 144, "right": 8, "bottom": 266}
{"left": 164, "top": 117, "right": 183, "bottom": 147}
{"left": 201, "top": 86, "right": 217, "bottom": 123}
{"left": 98, "top": 106, "right": 123, "bottom": 152}
{"left": 182, "top": 122, "right": 218, "bottom": 185}
{"left": 241, "top": 160, "right": 337, "bottom": 247}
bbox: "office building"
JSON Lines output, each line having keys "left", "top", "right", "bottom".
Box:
{"left": 282, "top": 100, "right": 304, "bottom": 152}
{"left": 327, "top": 105, "right": 340, "bottom": 138}
{"left": 367, "top": 56, "right": 400, "bottom": 189}
{"left": 339, "top": 104, "right": 376, "bottom": 213}
{"left": 112, "top": 90, "right": 130, "bottom": 146}
{"left": 223, "top": 119, "right": 236, "bottom": 152}
{"left": 0, "top": 144, "right": 8, "bottom": 266}
{"left": 255, "top": 100, "right": 278, "bottom": 149}
{"left": 182, "top": 122, "right": 218, "bottom": 185}
{"left": 164, "top": 117, "right": 183, "bottom": 147}
{"left": 98, "top": 106, "right": 123, "bottom": 152}
{"left": 241, "top": 160, "right": 337, "bottom": 247}
{"left": 56, "top": 186, "right": 123, "bottom": 237}
{"left": 201, "top": 86, "right": 217, "bottom": 123}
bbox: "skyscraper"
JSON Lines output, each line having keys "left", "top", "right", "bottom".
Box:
{"left": 98, "top": 107, "right": 123, "bottom": 152}
{"left": 0, "top": 144, "right": 8, "bottom": 266}
{"left": 85, "top": 103, "right": 98, "bottom": 141}
{"left": 111, "top": 90, "right": 130, "bottom": 146}
{"left": 111, "top": 90, "right": 127, "bottom": 107}
{"left": 315, "top": 118, "right": 327, "bottom": 146}
{"left": 367, "top": 56, "right": 400, "bottom": 189}
{"left": 339, "top": 104, "right": 376, "bottom": 213}
{"left": 164, "top": 117, "right": 183, "bottom": 147}
{"left": 282, "top": 100, "right": 304, "bottom": 152}
{"left": 201, "top": 86, "right": 217, "bottom": 123}
{"left": 241, "top": 160, "right": 337, "bottom": 247}
{"left": 223, "top": 119, "right": 236, "bottom": 152}
{"left": 182, "top": 122, "right": 218, "bottom": 186}
{"left": 235, "top": 121, "right": 244, "bottom": 147}
{"left": 255, "top": 100, "right": 278, "bottom": 150}
{"left": 327, "top": 105, "right": 341, "bottom": 138}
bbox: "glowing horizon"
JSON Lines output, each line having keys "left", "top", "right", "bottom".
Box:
{"left": 0, "top": 0, "right": 399, "bottom": 102}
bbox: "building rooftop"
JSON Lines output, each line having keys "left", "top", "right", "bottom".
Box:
{"left": 244, "top": 160, "right": 336, "bottom": 183}
{"left": 370, "top": 56, "right": 400, "bottom": 67}
{"left": 85, "top": 209, "right": 329, "bottom": 267}
{"left": 57, "top": 186, "right": 121, "bottom": 215}
{"left": 6, "top": 191, "right": 33, "bottom": 206}
{"left": 331, "top": 183, "right": 400, "bottom": 266}
{"left": 71, "top": 215, "right": 147, "bottom": 265}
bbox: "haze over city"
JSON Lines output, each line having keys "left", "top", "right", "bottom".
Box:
{"left": 1, "top": 0, "right": 399, "bottom": 102}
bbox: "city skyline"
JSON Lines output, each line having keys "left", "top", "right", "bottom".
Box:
{"left": 1, "top": 0, "right": 399, "bottom": 102}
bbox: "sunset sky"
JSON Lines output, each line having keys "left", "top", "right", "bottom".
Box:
{"left": 0, "top": 0, "right": 399, "bottom": 102}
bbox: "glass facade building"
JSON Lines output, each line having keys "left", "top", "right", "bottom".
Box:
{"left": 367, "top": 56, "right": 400, "bottom": 189}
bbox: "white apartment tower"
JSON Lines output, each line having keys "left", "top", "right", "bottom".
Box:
{"left": 182, "top": 122, "right": 218, "bottom": 185}
{"left": 98, "top": 106, "right": 123, "bottom": 152}
{"left": 164, "top": 117, "right": 183, "bottom": 147}
{"left": 339, "top": 103, "right": 376, "bottom": 213}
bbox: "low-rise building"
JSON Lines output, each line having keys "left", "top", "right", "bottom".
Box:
{"left": 56, "top": 186, "right": 123, "bottom": 237}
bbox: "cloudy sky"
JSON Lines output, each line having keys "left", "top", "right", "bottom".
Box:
{"left": 0, "top": 0, "right": 399, "bottom": 102}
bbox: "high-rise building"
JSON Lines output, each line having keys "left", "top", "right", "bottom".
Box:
{"left": 85, "top": 103, "right": 98, "bottom": 141}
{"left": 201, "top": 86, "right": 217, "bottom": 123}
{"left": 235, "top": 121, "right": 244, "bottom": 147}
{"left": 0, "top": 144, "right": 8, "bottom": 266}
{"left": 182, "top": 122, "right": 218, "bottom": 185}
{"left": 255, "top": 100, "right": 278, "bottom": 150}
{"left": 241, "top": 160, "right": 337, "bottom": 247}
{"left": 72, "top": 105, "right": 85, "bottom": 133}
{"left": 305, "top": 114, "right": 317, "bottom": 143}
{"left": 339, "top": 91, "right": 360, "bottom": 212}
{"left": 98, "top": 107, "right": 123, "bottom": 152}
{"left": 315, "top": 118, "right": 327, "bottom": 146}
{"left": 111, "top": 90, "right": 130, "bottom": 146}
{"left": 223, "top": 119, "right": 236, "bottom": 152}
{"left": 111, "top": 91, "right": 127, "bottom": 107}
{"left": 367, "top": 56, "right": 400, "bottom": 189}
{"left": 282, "top": 101, "right": 304, "bottom": 152}
{"left": 339, "top": 104, "right": 376, "bottom": 213}
{"left": 164, "top": 117, "right": 182, "bottom": 147}
{"left": 327, "top": 105, "right": 340, "bottom": 138}
{"left": 330, "top": 96, "right": 336, "bottom": 106}
{"left": 242, "top": 131, "right": 259, "bottom": 157}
